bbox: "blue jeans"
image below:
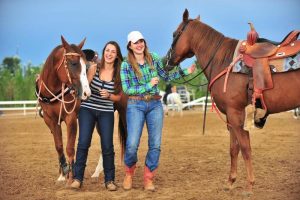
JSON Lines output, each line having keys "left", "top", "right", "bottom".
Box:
{"left": 73, "top": 107, "right": 115, "bottom": 183}
{"left": 124, "top": 99, "right": 163, "bottom": 171}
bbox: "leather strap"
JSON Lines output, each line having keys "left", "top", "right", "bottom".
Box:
{"left": 128, "top": 95, "right": 161, "bottom": 101}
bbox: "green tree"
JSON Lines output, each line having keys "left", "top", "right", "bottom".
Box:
{"left": 0, "top": 57, "right": 42, "bottom": 101}
{"left": 2, "top": 56, "right": 21, "bottom": 75}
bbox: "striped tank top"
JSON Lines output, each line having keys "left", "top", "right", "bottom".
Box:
{"left": 81, "top": 68, "right": 115, "bottom": 112}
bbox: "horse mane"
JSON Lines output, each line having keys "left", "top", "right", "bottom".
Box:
{"left": 41, "top": 45, "right": 63, "bottom": 83}
{"left": 188, "top": 20, "right": 238, "bottom": 68}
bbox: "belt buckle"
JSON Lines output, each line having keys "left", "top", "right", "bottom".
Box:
{"left": 144, "top": 94, "right": 151, "bottom": 101}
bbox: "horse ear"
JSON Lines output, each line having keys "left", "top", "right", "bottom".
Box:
{"left": 78, "top": 37, "right": 86, "bottom": 50}
{"left": 183, "top": 9, "right": 189, "bottom": 22}
{"left": 61, "top": 35, "right": 71, "bottom": 50}
{"left": 195, "top": 15, "right": 200, "bottom": 21}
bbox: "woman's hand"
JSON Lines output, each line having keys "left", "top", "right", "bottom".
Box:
{"left": 150, "top": 77, "right": 159, "bottom": 86}
{"left": 187, "top": 64, "right": 196, "bottom": 74}
{"left": 99, "top": 89, "right": 111, "bottom": 99}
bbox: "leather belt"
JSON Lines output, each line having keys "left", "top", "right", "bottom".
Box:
{"left": 128, "top": 95, "right": 161, "bottom": 101}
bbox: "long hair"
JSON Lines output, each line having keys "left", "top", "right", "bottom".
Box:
{"left": 126, "top": 40, "right": 154, "bottom": 78}
{"left": 98, "top": 41, "right": 123, "bottom": 94}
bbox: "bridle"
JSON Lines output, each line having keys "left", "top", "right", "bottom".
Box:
{"left": 165, "top": 19, "right": 192, "bottom": 67}
{"left": 165, "top": 19, "right": 225, "bottom": 88}
{"left": 36, "top": 49, "right": 83, "bottom": 124}
{"left": 164, "top": 19, "right": 225, "bottom": 135}
{"left": 57, "top": 50, "right": 82, "bottom": 85}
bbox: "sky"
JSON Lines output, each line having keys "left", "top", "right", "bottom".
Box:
{"left": 0, "top": 0, "right": 300, "bottom": 68}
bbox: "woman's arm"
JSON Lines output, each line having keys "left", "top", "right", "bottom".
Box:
{"left": 151, "top": 52, "right": 196, "bottom": 81}
{"left": 87, "top": 63, "right": 97, "bottom": 83}
{"left": 108, "top": 92, "right": 121, "bottom": 102}
{"left": 99, "top": 89, "right": 121, "bottom": 102}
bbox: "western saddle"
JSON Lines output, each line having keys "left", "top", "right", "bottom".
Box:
{"left": 239, "top": 28, "right": 300, "bottom": 119}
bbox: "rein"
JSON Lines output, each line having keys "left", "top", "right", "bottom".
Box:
{"left": 200, "top": 36, "right": 225, "bottom": 135}
{"left": 36, "top": 50, "right": 81, "bottom": 125}
{"left": 165, "top": 18, "right": 228, "bottom": 134}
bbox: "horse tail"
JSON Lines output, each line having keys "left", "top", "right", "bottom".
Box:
{"left": 118, "top": 113, "right": 127, "bottom": 160}
{"left": 115, "top": 93, "right": 128, "bottom": 161}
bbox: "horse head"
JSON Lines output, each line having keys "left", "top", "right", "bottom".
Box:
{"left": 59, "top": 36, "right": 91, "bottom": 100}
{"left": 165, "top": 9, "right": 200, "bottom": 71}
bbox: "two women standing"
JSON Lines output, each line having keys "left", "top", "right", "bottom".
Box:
{"left": 71, "top": 31, "right": 195, "bottom": 191}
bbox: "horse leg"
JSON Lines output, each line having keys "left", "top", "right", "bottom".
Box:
{"left": 224, "top": 129, "right": 240, "bottom": 190}
{"left": 65, "top": 115, "right": 77, "bottom": 184}
{"left": 91, "top": 154, "right": 104, "bottom": 179}
{"left": 227, "top": 109, "right": 254, "bottom": 195}
{"left": 43, "top": 114, "right": 67, "bottom": 181}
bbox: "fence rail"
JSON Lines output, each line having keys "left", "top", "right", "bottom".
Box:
{"left": 1, "top": 99, "right": 295, "bottom": 117}
{"left": 0, "top": 100, "right": 39, "bottom": 116}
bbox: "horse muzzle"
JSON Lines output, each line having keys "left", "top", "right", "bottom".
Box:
{"left": 80, "top": 84, "right": 91, "bottom": 100}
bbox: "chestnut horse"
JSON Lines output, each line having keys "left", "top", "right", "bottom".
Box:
{"left": 36, "top": 36, "right": 92, "bottom": 182}
{"left": 164, "top": 9, "right": 300, "bottom": 194}
{"left": 37, "top": 38, "right": 127, "bottom": 183}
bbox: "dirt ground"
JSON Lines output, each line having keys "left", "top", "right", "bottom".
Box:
{"left": 0, "top": 109, "right": 299, "bottom": 200}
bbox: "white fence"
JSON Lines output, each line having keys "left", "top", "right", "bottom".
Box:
{"left": 182, "top": 96, "right": 212, "bottom": 110}
{"left": 0, "top": 100, "right": 39, "bottom": 116}
{"left": 0, "top": 99, "right": 297, "bottom": 117}
{"left": 0, "top": 97, "right": 212, "bottom": 117}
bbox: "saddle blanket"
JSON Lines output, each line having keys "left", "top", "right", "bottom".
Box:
{"left": 233, "top": 52, "right": 300, "bottom": 73}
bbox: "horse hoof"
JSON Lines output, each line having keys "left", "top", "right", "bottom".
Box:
{"left": 57, "top": 174, "right": 66, "bottom": 182}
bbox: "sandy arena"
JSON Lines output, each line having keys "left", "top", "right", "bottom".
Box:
{"left": 0, "top": 109, "right": 299, "bottom": 200}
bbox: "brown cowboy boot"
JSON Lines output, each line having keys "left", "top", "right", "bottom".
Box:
{"left": 123, "top": 164, "right": 136, "bottom": 190}
{"left": 144, "top": 166, "right": 156, "bottom": 191}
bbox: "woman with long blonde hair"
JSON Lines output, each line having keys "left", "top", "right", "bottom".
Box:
{"left": 120, "top": 31, "right": 196, "bottom": 191}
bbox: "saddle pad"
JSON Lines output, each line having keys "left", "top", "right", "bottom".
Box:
{"left": 233, "top": 52, "right": 300, "bottom": 73}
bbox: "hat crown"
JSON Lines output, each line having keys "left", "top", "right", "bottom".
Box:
{"left": 127, "top": 31, "right": 144, "bottom": 44}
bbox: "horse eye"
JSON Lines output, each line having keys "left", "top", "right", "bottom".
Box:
{"left": 68, "top": 61, "right": 78, "bottom": 68}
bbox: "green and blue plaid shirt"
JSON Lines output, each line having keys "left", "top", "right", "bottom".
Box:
{"left": 120, "top": 52, "right": 189, "bottom": 95}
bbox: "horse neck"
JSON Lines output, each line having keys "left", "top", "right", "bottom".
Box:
{"left": 40, "top": 47, "right": 65, "bottom": 94}
{"left": 190, "top": 22, "right": 238, "bottom": 80}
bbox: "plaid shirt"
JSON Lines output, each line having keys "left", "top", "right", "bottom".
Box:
{"left": 120, "top": 52, "right": 189, "bottom": 95}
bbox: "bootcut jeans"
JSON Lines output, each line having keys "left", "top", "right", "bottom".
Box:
{"left": 124, "top": 99, "right": 163, "bottom": 171}
{"left": 73, "top": 106, "right": 115, "bottom": 183}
